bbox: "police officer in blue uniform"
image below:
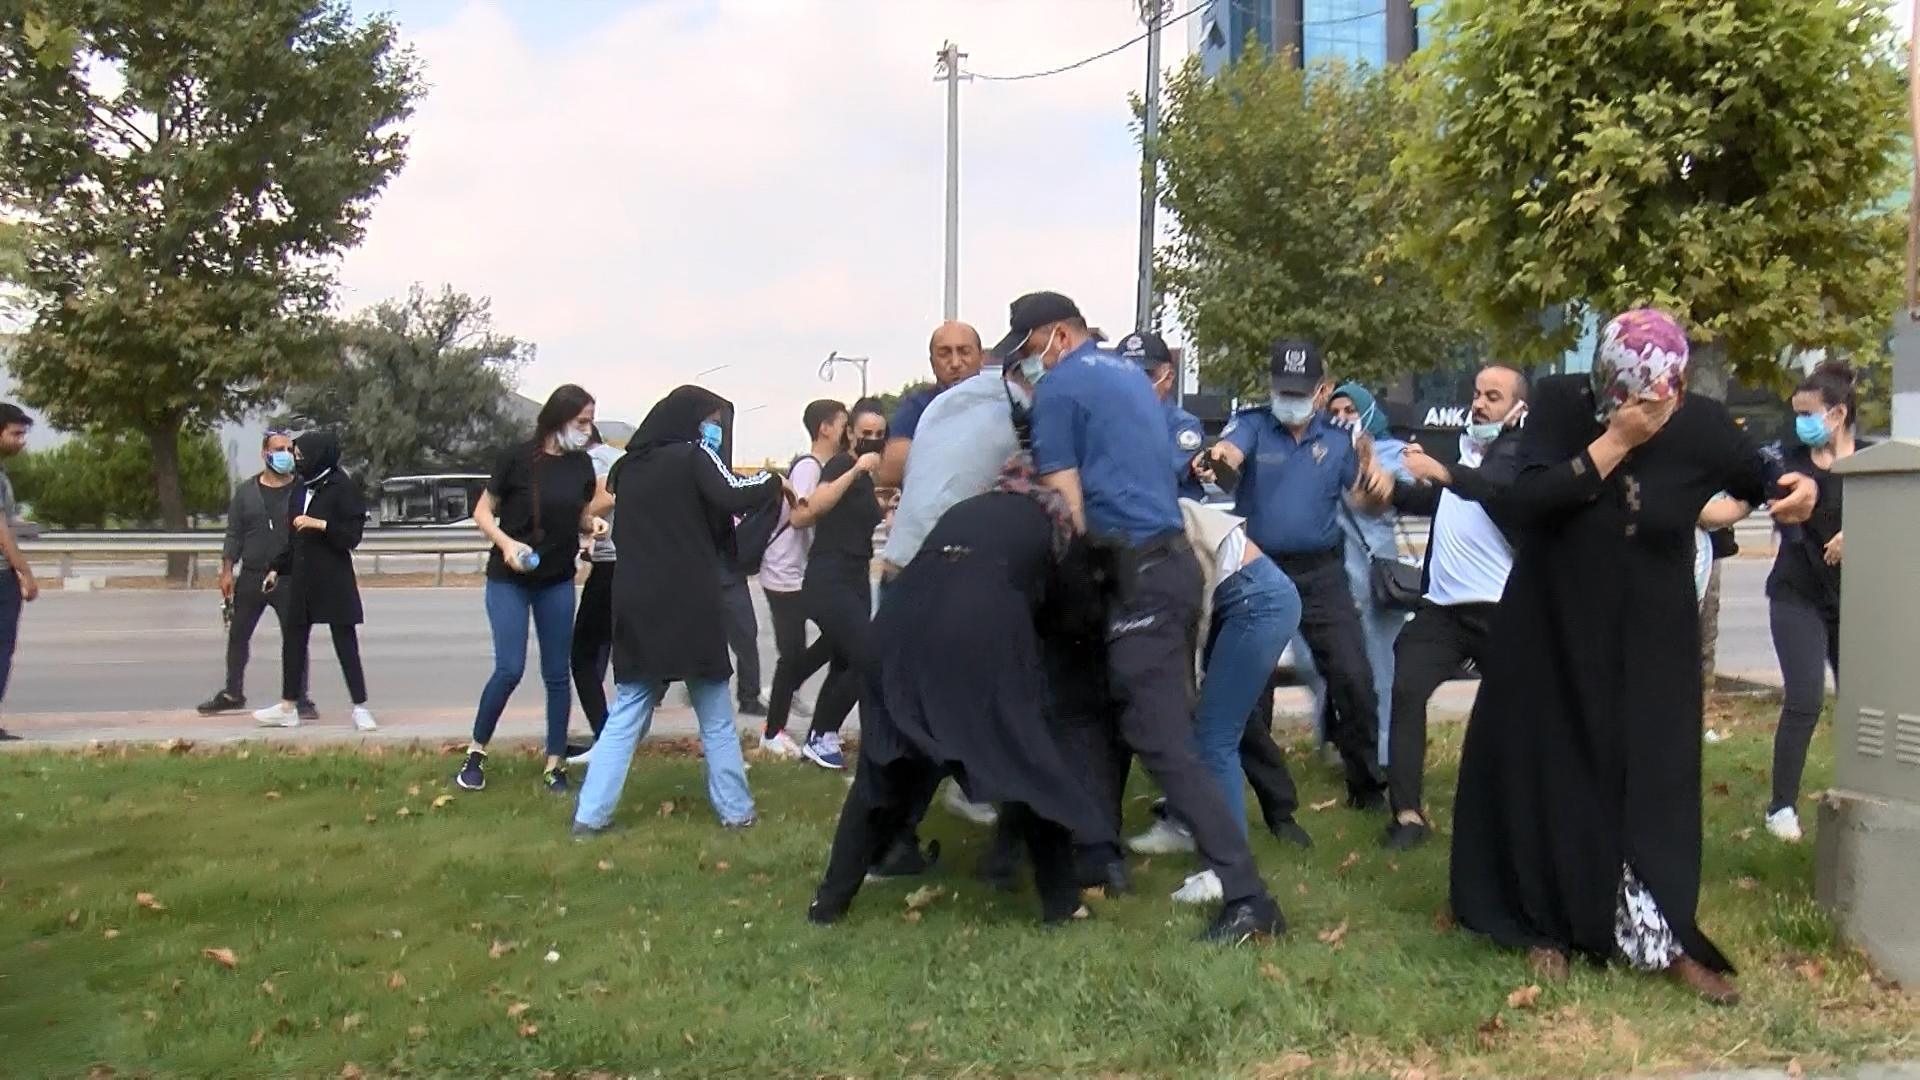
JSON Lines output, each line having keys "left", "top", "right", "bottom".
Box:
{"left": 1201, "top": 339, "right": 1392, "bottom": 809}
{"left": 1117, "top": 330, "right": 1206, "bottom": 501}
{"left": 995, "top": 291, "right": 1285, "bottom": 943}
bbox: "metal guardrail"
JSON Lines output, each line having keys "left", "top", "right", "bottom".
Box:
{"left": 23, "top": 527, "right": 490, "bottom": 587}
{"left": 19, "top": 511, "right": 1781, "bottom": 589}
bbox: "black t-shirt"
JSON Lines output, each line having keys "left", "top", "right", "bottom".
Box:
{"left": 485, "top": 443, "right": 597, "bottom": 585}
{"left": 807, "top": 453, "right": 881, "bottom": 573}
{"left": 1766, "top": 442, "right": 1851, "bottom": 614}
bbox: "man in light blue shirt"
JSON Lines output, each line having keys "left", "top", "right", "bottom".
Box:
{"left": 879, "top": 361, "right": 1020, "bottom": 574}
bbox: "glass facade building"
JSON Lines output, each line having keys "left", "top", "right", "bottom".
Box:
{"left": 1193, "top": 0, "right": 1418, "bottom": 75}
{"left": 1301, "top": 0, "right": 1389, "bottom": 68}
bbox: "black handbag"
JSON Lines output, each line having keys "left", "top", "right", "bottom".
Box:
{"left": 1341, "top": 501, "right": 1423, "bottom": 611}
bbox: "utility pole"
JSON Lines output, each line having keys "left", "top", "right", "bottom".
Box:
{"left": 1135, "top": 2, "right": 1164, "bottom": 338}
{"left": 936, "top": 42, "right": 968, "bottom": 323}
{"left": 1897, "top": 0, "right": 1920, "bottom": 436}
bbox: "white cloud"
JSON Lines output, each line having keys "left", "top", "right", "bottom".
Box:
{"left": 340, "top": 0, "right": 1174, "bottom": 460}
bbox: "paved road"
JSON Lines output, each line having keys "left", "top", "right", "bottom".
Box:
{"left": 1, "top": 559, "right": 1789, "bottom": 740}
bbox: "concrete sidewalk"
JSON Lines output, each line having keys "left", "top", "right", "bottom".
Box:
{"left": 0, "top": 681, "right": 1490, "bottom": 750}
{"left": 1682, "top": 1067, "right": 1919, "bottom": 1080}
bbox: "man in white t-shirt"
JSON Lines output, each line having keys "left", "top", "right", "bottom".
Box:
{"left": 757, "top": 400, "right": 848, "bottom": 758}
{"left": 1380, "top": 364, "right": 1528, "bottom": 850}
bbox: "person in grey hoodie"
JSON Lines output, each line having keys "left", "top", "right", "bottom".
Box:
{"left": 197, "top": 431, "right": 313, "bottom": 717}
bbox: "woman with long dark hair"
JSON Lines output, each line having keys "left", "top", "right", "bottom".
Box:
{"left": 572, "top": 385, "right": 783, "bottom": 833}
{"left": 1761, "top": 361, "right": 1862, "bottom": 841}
{"left": 786, "top": 398, "right": 887, "bottom": 770}
{"left": 457, "top": 385, "right": 610, "bottom": 794}
{"left": 253, "top": 432, "right": 378, "bottom": 732}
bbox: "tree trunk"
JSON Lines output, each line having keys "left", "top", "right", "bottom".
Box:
{"left": 1690, "top": 338, "right": 1730, "bottom": 688}
{"left": 146, "top": 420, "right": 190, "bottom": 582}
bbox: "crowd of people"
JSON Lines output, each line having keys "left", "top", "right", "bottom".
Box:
{"left": 0, "top": 294, "right": 1869, "bottom": 998}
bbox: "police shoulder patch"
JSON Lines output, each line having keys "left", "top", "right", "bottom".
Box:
{"left": 1221, "top": 419, "right": 1239, "bottom": 438}
{"left": 1176, "top": 428, "right": 1203, "bottom": 451}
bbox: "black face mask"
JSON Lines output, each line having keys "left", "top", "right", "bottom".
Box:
{"left": 852, "top": 436, "right": 885, "bottom": 457}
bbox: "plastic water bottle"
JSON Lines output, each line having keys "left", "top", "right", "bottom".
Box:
{"left": 515, "top": 548, "right": 541, "bottom": 573}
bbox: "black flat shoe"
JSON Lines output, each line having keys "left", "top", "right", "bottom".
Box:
{"left": 1382, "top": 818, "right": 1431, "bottom": 851}
{"left": 866, "top": 837, "right": 941, "bottom": 882}
{"left": 1269, "top": 818, "right": 1314, "bottom": 849}
{"left": 1080, "top": 858, "right": 1132, "bottom": 897}
{"left": 806, "top": 897, "right": 846, "bottom": 926}
{"left": 1346, "top": 786, "right": 1388, "bottom": 813}
{"left": 1200, "top": 894, "right": 1287, "bottom": 944}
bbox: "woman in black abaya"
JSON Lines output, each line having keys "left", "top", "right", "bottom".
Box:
{"left": 1448, "top": 309, "right": 1816, "bottom": 1005}
{"left": 808, "top": 453, "right": 1118, "bottom": 926}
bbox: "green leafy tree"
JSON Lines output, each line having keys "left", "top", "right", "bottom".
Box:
{"left": 281, "top": 286, "right": 530, "bottom": 485}
{"left": 1400, "top": 0, "right": 1907, "bottom": 397}
{"left": 0, "top": 1, "right": 419, "bottom": 570}
{"left": 11, "top": 429, "right": 230, "bottom": 528}
{"left": 1154, "top": 52, "right": 1476, "bottom": 397}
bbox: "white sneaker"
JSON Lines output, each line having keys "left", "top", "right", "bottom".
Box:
{"left": 1128, "top": 817, "right": 1197, "bottom": 855}
{"left": 253, "top": 703, "right": 300, "bottom": 728}
{"left": 352, "top": 707, "right": 378, "bottom": 732}
{"left": 1765, "top": 806, "right": 1804, "bottom": 843}
{"left": 1172, "top": 869, "right": 1223, "bottom": 905}
{"left": 759, "top": 731, "right": 803, "bottom": 760}
{"left": 566, "top": 744, "right": 597, "bottom": 767}
{"left": 941, "top": 781, "right": 998, "bottom": 827}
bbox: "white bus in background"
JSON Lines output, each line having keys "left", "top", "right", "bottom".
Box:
{"left": 376, "top": 474, "right": 488, "bottom": 527}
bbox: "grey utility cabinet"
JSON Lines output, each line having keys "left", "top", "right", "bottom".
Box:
{"left": 1814, "top": 438, "right": 1920, "bottom": 987}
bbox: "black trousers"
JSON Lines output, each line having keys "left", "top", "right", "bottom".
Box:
{"left": 1386, "top": 600, "right": 1497, "bottom": 816}
{"left": 284, "top": 621, "right": 367, "bottom": 705}
{"left": 719, "top": 574, "right": 762, "bottom": 705}
{"left": 1091, "top": 541, "right": 1266, "bottom": 903}
{"left": 224, "top": 566, "right": 305, "bottom": 701}
{"left": 570, "top": 560, "right": 616, "bottom": 735}
{"left": 1241, "top": 678, "right": 1301, "bottom": 826}
{"left": 801, "top": 564, "right": 871, "bottom": 739}
{"left": 1769, "top": 594, "right": 1840, "bottom": 813}
{"left": 1275, "top": 551, "right": 1385, "bottom": 799}
{"left": 815, "top": 747, "right": 1082, "bottom": 922}
{"left": 764, "top": 588, "right": 834, "bottom": 739}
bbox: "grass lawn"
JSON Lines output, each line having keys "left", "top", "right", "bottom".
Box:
{"left": 1, "top": 696, "right": 1913, "bottom": 1079}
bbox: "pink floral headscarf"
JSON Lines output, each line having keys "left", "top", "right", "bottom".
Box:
{"left": 1591, "top": 308, "right": 1689, "bottom": 418}
{"left": 992, "top": 451, "right": 1075, "bottom": 559}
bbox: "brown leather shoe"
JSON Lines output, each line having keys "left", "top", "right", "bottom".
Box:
{"left": 1670, "top": 955, "right": 1741, "bottom": 1006}
{"left": 1528, "top": 946, "right": 1570, "bottom": 983}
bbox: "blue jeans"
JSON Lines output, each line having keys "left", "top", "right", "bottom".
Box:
{"left": 573, "top": 678, "right": 755, "bottom": 827}
{"left": 1196, "top": 557, "right": 1300, "bottom": 834}
{"left": 472, "top": 576, "right": 577, "bottom": 757}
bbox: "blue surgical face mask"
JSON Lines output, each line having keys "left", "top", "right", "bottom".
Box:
{"left": 266, "top": 450, "right": 295, "bottom": 475}
{"left": 1270, "top": 393, "right": 1315, "bottom": 426}
{"left": 699, "top": 421, "right": 724, "bottom": 451}
{"left": 1794, "top": 412, "right": 1832, "bottom": 448}
{"left": 1018, "top": 355, "right": 1047, "bottom": 385}
{"left": 1465, "top": 420, "right": 1504, "bottom": 443}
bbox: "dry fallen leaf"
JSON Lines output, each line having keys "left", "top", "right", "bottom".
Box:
{"left": 407, "top": 784, "right": 421, "bottom": 797}
{"left": 1735, "top": 876, "right": 1760, "bottom": 892}
{"left": 339, "top": 1066, "right": 365, "bottom": 1080}
{"left": 249, "top": 1027, "right": 266, "bottom": 1049}
{"left": 1269, "top": 1052, "right": 1313, "bottom": 1077}
{"left": 1432, "top": 910, "right": 1457, "bottom": 932}
{"left": 1308, "top": 798, "right": 1339, "bottom": 812}
{"left": 1392, "top": 1069, "right": 1432, "bottom": 1080}
{"left": 908, "top": 1019, "right": 931, "bottom": 1034}
{"left": 1795, "top": 958, "right": 1827, "bottom": 983}
{"left": 339, "top": 1013, "right": 364, "bottom": 1032}
{"left": 65, "top": 909, "right": 80, "bottom": 926}
{"left": 506, "top": 1002, "right": 530, "bottom": 1019}
{"left": 102, "top": 928, "right": 120, "bottom": 940}
{"left": 260, "top": 980, "right": 277, "bottom": 997}
{"left": 1475, "top": 1013, "right": 1506, "bottom": 1050}
{"left": 714, "top": 861, "right": 730, "bottom": 872}
{"left": 658, "top": 801, "right": 676, "bottom": 818}
{"left": 1786, "top": 1059, "right": 1805, "bottom": 1079}
{"left": 395, "top": 807, "right": 412, "bottom": 818}
{"left": 407, "top": 1024, "right": 428, "bottom": 1040}
{"left": 431, "top": 794, "right": 454, "bottom": 809}
{"left": 201, "top": 947, "right": 238, "bottom": 969}
{"left": 1317, "top": 920, "right": 1349, "bottom": 948}
{"left": 1260, "top": 961, "right": 1287, "bottom": 982}
{"left": 488, "top": 940, "right": 516, "bottom": 959}
{"left": 596, "top": 859, "right": 614, "bottom": 872}
{"left": 902, "top": 910, "right": 924, "bottom": 924}
{"left": 161, "top": 738, "right": 195, "bottom": 755}
{"left": 1507, "top": 984, "right": 1542, "bottom": 1010}
{"left": 263, "top": 791, "right": 281, "bottom": 800}
{"left": 135, "top": 892, "right": 165, "bottom": 912}
{"left": 387, "top": 971, "right": 406, "bottom": 990}
{"left": 518, "top": 1022, "right": 539, "bottom": 1038}
{"left": 904, "top": 885, "right": 946, "bottom": 912}
{"left": 1335, "top": 852, "right": 1361, "bottom": 876}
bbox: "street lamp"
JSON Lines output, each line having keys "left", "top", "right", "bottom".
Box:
{"left": 819, "top": 351, "right": 870, "bottom": 398}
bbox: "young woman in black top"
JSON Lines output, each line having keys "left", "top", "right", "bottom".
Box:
{"left": 458, "top": 385, "right": 611, "bottom": 795}
{"left": 787, "top": 399, "right": 886, "bottom": 769}
{"left": 1761, "top": 361, "right": 1860, "bottom": 842}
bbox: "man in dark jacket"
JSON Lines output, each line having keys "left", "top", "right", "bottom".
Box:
{"left": 197, "top": 431, "right": 313, "bottom": 717}
{"left": 1380, "top": 364, "right": 1528, "bottom": 849}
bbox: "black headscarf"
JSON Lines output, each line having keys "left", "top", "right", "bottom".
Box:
{"left": 294, "top": 431, "right": 342, "bottom": 484}
{"left": 631, "top": 385, "right": 730, "bottom": 450}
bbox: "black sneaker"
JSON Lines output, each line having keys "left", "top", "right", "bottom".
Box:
{"left": 737, "top": 699, "right": 768, "bottom": 718}
{"left": 296, "top": 699, "right": 320, "bottom": 722}
{"left": 866, "top": 837, "right": 941, "bottom": 882}
{"left": 806, "top": 896, "right": 846, "bottom": 926}
{"left": 1200, "top": 894, "right": 1287, "bottom": 944}
{"left": 543, "top": 766, "right": 570, "bottom": 794}
{"left": 1346, "top": 786, "right": 1388, "bottom": 813}
{"left": 0, "top": 728, "right": 19, "bottom": 742}
{"left": 1269, "top": 818, "right": 1315, "bottom": 850}
{"left": 1382, "top": 818, "right": 1431, "bottom": 851}
{"left": 455, "top": 750, "right": 487, "bottom": 791}
{"left": 196, "top": 690, "right": 246, "bottom": 716}
{"left": 1080, "top": 858, "right": 1133, "bottom": 898}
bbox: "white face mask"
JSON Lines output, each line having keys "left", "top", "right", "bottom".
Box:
{"left": 1270, "top": 394, "right": 1315, "bottom": 426}
{"left": 556, "top": 426, "right": 590, "bottom": 452}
